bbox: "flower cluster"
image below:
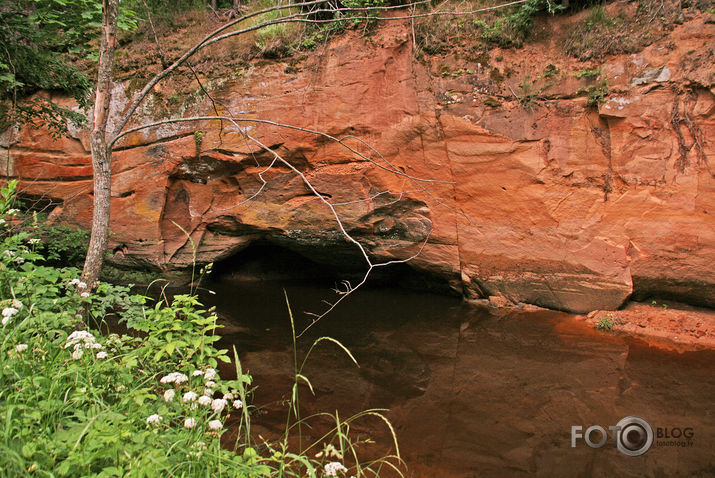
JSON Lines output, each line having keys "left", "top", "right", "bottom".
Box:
{"left": 65, "top": 330, "right": 105, "bottom": 360}
{"left": 67, "top": 278, "right": 90, "bottom": 297}
{"left": 68, "top": 278, "right": 87, "bottom": 289}
{"left": 146, "top": 414, "right": 162, "bottom": 425}
{"left": 324, "top": 461, "right": 348, "bottom": 476}
{"left": 2, "top": 307, "right": 18, "bottom": 326}
{"left": 148, "top": 367, "right": 243, "bottom": 434}
{"left": 1, "top": 300, "right": 22, "bottom": 326}
{"left": 159, "top": 372, "right": 189, "bottom": 384}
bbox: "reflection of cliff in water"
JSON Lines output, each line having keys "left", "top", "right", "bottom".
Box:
{"left": 202, "top": 275, "right": 714, "bottom": 478}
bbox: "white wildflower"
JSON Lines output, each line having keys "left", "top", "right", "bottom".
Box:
{"left": 96, "top": 351, "right": 108, "bottom": 359}
{"left": 204, "top": 380, "right": 216, "bottom": 389}
{"left": 78, "top": 281, "right": 87, "bottom": 289}
{"left": 192, "top": 370, "right": 204, "bottom": 377}
{"left": 2, "top": 307, "right": 18, "bottom": 318}
{"left": 184, "top": 418, "right": 197, "bottom": 429}
{"left": 203, "top": 388, "right": 214, "bottom": 397}
{"left": 197, "top": 395, "right": 212, "bottom": 406}
{"left": 68, "top": 278, "right": 81, "bottom": 286}
{"left": 163, "top": 389, "right": 175, "bottom": 402}
{"left": 28, "top": 238, "right": 41, "bottom": 245}
{"left": 72, "top": 347, "right": 84, "bottom": 360}
{"left": 10, "top": 299, "right": 22, "bottom": 309}
{"left": 65, "top": 330, "right": 97, "bottom": 349}
{"left": 324, "top": 462, "right": 348, "bottom": 477}
{"left": 1, "top": 316, "right": 9, "bottom": 326}
{"left": 159, "top": 372, "right": 188, "bottom": 384}
{"left": 0, "top": 219, "right": 4, "bottom": 225}
{"left": 6, "top": 209, "right": 18, "bottom": 215}
{"left": 204, "top": 368, "right": 217, "bottom": 381}
{"left": 193, "top": 441, "right": 207, "bottom": 450}
{"left": 90, "top": 343, "right": 103, "bottom": 349}
{"left": 3, "top": 250, "right": 14, "bottom": 257}
{"left": 232, "top": 399, "right": 243, "bottom": 410}
{"left": 146, "top": 414, "right": 162, "bottom": 425}
{"left": 211, "top": 398, "right": 227, "bottom": 413}
{"left": 15, "top": 344, "right": 28, "bottom": 352}
{"left": 80, "top": 291, "right": 90, "bottom": 298}
{"left": 14, "top": 257, "right": 23, "bottom": 264}
{"left": 182, "top": 391, "right": 198, "bottom": 402}
{"left": 222, "top": 392, "right": 233, "bottom": 400}
{"left": 207, "top": 419, "right": 223, "bottom": 431}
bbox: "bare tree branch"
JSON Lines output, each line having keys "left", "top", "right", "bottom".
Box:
{"left": 140, "top": 0, "right": 168, "bottom": 68}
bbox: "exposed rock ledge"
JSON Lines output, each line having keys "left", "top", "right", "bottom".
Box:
{"left": 1, "top": 14, "right": 713, "bottom": 315}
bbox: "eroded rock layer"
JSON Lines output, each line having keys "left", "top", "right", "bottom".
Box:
{"left": 2, "top": 12, "right": 713, "bottom": 313}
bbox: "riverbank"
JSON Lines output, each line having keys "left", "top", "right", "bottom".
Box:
{"left": 584, "top": 301, "right": 715, "bottom": 350}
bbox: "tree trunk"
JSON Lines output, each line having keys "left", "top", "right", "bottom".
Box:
{"left": 82, "top": 0, "right": 118, "bottom": 288}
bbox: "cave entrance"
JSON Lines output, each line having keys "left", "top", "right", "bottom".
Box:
{"left": 206, "top": 241, "right": 457, "bottom": 295}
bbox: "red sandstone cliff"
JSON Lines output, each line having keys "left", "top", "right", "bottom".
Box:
{"left": 1, "top": 6, "right": 713, "bottom": 314}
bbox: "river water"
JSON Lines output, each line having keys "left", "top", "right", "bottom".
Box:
{"left": 200, "top": 273, "right": 714, "bottom": 478}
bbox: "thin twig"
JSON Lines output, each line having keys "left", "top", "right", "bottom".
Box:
{"left": 140, "top": 0, "right": 168, "bottom": 68}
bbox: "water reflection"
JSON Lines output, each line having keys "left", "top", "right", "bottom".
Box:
{"left": 201, "top": 277, "right": 714, "bottom": 477}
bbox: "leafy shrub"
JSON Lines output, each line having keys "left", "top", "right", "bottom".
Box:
{"left": 473, "top": 0, "right": 564, "bottom": 48}
{"left": 574, "top": 69, "right": 609, "bottom": 108}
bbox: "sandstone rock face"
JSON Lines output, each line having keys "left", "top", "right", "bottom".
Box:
{"left": 1, "top": 14, "right": 713, "bottom": 314}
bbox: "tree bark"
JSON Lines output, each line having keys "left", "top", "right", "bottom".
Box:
{"left": 82, "top": 0, "right": 118, "bottom": 288}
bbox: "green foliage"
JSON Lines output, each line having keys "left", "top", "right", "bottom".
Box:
{"left": 341, "top": 0, "right": 388, "bottom": 23}
{"left": 28, "top": 218, "right": 90, "bottom": 268}
{"left": 595, "top": 315, "right": 615, "bottom": 331}
{"left": 583, "top": 4, "right": 614, "bottom": 31}
{"left": 540, "top": 63, "right": 559, "bottom": 78}
{"left": 574, "top": 69, "right": 609, "bottom": 108}
{"left": 194, "top": 129, "right": 204, "bottom": 155}
{"left": 574, "top": 67, "right": 602, "bottom": 79}
{"left": 0, "top": 0, "right": 138, "bottom": 137}
{"left": 290, "top": 0, "right": 388, "bottom": 53}
{"left": 515, "top": 73, "right": 556, "bottom": 107}
{"left": 473, "top": 0, "right": 564, "bottom": 48}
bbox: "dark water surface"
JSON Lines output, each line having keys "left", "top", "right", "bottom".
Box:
{"left": 200, "top": 277, "right": 714, "bottom": 478}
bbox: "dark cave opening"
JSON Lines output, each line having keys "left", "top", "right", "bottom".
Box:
{"left": 207, "top": 240, "right": 459, "bottom": 296}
